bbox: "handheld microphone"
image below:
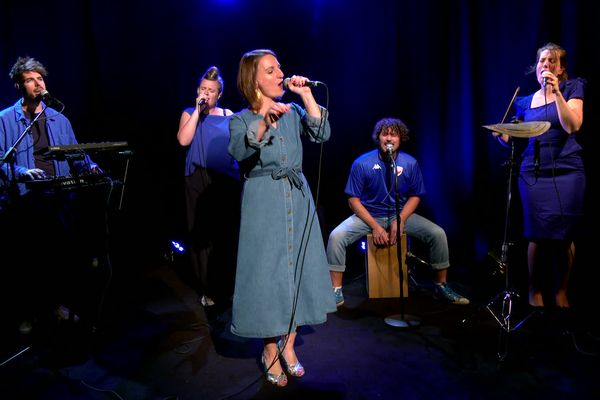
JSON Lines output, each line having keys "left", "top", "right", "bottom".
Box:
{"left": 283, "top": 77, "right": 323, "bottom": 90}
{"left": 39, "top": 90, "right": 63, "bottom": 106}
{"left": 198, "top": 98, "right": 207, "bottom": 107}
{"left": 541, "top": 70, "right": 550, "bottom": 88}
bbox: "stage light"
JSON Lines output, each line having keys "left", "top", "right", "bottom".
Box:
{"left": 359, "top": 240, "right": 367, "bottom": 252}
{"left": 170, "top": 240, "right": 186, "bottom": 253}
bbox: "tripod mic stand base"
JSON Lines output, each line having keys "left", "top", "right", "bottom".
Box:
{"left": 384, "top": 314, "right": 420, "bottom": 328}
{"left": 486, "top": 290, "right": 537, "bottom": 333}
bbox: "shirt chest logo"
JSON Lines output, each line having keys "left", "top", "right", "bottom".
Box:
{"left": 372, "top": 163, "right": 403, "bottom": 176}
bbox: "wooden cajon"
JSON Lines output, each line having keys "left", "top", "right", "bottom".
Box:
{"left": 366, "top": 233, "right": 408, "bottom": 298}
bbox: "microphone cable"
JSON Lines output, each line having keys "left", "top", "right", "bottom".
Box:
{"left": 270, "top": 80, "right": 330, "bottom": 374}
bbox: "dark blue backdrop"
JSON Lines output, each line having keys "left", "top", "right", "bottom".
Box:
{"left": 1, "top": 0, "right": 597, "bottom": 276}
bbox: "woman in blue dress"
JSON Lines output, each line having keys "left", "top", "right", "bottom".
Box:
{"left": 495, "top": 43, "right": 586, "bottom": 308}
{"left": 228, "top": 49, "right": 336, "bottom": 387}
{"left": 177, "top": 66, "right": 240, "bottom": 308}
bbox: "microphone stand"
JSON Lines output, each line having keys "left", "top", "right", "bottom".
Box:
{"left": 485, "top": 139, "right": 536, "bottom": 361}
{"left": 384, "top": 151, "right": 420, "bottom": 328}
{"left": 480, "top": 86, "right": 537, "bottom": 361}
{"left": 0, "top": 103, "right": 47, "bottom": 368}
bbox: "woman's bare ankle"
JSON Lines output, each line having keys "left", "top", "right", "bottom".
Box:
{"left": 556, "top": 291, "right": 570, "bottom": 308}
{"left": 529, "top": 291, "right": 544, "bottom": 307}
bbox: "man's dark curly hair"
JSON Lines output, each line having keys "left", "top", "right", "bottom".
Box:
{"left": 371, "top": 118, "right": 410, "bottom": 144}
{"left": 9, "top": 56, "right": 48, "bottom": 84}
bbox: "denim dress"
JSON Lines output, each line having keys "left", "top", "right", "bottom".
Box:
{"left": 228, "top": 103, "right": 336, "bottom": 338}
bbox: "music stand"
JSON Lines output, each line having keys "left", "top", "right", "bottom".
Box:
{"left": 482, "top": 121, "right": 549, "bottom": 360}
{"left": 383, "top": 151, "right": 420, "bottom": 328}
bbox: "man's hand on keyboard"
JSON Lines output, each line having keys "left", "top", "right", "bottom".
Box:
{"left": 21, "top": 168, "right": 48, "bottom": 180}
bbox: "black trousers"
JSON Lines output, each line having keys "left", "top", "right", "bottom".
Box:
{"left": 184, "top": 168, "right": 241, "bottom": 305}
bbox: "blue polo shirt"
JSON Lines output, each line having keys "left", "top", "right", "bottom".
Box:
{"left": 345, "top": 149, "right": 426, "bottom": 218}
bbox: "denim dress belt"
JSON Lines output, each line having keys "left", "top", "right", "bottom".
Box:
{"left": 247, "top": 167, "right": 305, "bottom": 196}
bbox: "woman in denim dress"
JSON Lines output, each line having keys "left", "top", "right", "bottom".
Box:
{"left": 228, "top": 49, "right": 336, "bottom": 387}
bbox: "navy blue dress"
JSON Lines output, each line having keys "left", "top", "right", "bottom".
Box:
{"left": 515, "top": 78, "right": 586, "bottom": 240}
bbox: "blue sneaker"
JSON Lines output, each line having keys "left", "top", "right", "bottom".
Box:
{"left": 333, "top": 287, "right": 344, "bottom": 307}
{"left": 434, "top": 283, "right": 470, "bottom": 305}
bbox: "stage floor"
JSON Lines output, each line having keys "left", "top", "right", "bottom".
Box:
{"left": 2, "top": 255, "right": 599, "bottom": 400}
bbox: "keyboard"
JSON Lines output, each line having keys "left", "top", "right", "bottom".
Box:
{"left": 24, "top": 175, "right": 113, "bottom": 192}
{"left": 36, "top": 141, "right": 129, "bottom": 160}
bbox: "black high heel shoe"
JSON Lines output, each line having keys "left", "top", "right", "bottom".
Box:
{"left": 261, "top": 352, "right": 288, "bottom": 387}
{"left": 277, "top": 339, "right": 305, "bottom": 378}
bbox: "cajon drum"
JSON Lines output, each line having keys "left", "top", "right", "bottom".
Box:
{"left": 366, "top": 233, "right": 408, "bottom": 298}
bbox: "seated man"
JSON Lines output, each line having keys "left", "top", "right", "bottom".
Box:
{"left": 326, "top": 117, "right": 469, "bottom": 307}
